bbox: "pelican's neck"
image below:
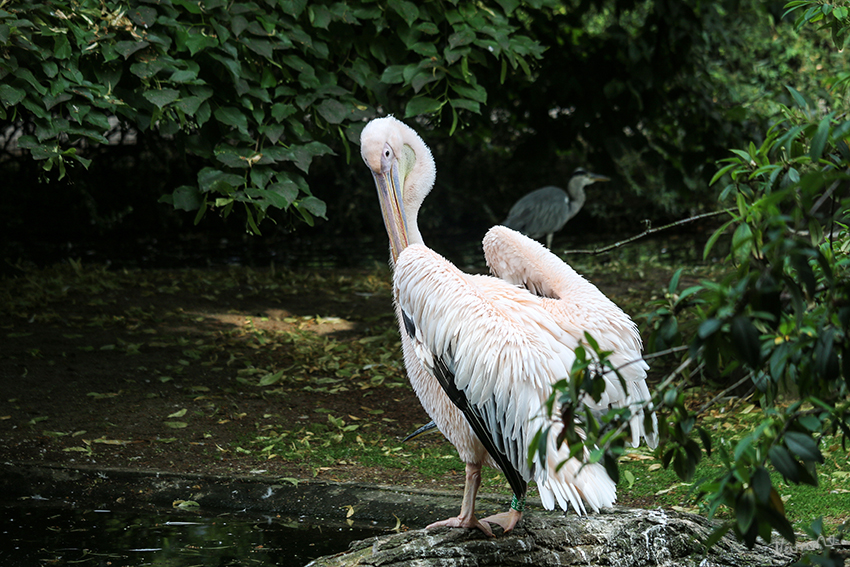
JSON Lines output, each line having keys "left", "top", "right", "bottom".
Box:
{"left": 398, "top": 122, "right": 436, "bottom": 249}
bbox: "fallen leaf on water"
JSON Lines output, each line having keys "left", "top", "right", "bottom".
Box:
{"left": 164, "top": 421, "right": 188, "bottom": 429}
{"left": 173, "top": 500, "right": 200, "bottom": 509}
{"left": 167, "top": 409, "right": 188, "bottom": 418}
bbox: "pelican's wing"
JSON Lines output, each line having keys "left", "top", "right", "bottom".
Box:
{"left": 483, "top": 225, "right": 658, "bottom": 449}
{"left": 394, "top": 244, "right": 616, "bottom": 513}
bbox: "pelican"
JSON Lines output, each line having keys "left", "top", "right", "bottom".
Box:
{"left": 502, "top": 170, "right": 610, "bottom": 249}
{"left": 360, "top": 116, "right": 656, "bottom": 536}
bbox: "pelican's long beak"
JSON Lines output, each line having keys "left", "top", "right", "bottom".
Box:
{"left": 371, "top": 154, "right": 409, "bottom": 264}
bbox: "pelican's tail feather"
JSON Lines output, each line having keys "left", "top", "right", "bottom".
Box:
{"left": 532, "top": 420, "right": 616, "bottom": 515}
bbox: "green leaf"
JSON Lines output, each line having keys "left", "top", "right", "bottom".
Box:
{"left": 449, "top": 27, "right": 476, "bottom": 49}
{"left": 768, "top": 445, "right": 799, "bottom": 482}
{"left": 736, "top": 488, "right": 756, "bottom": 534}
{"left": 241, "top": 38, "right": 274, "bottom": 58}
{"left": 259, "top": 370, "right": 284, "bottom": 386}
{"left": 170, "top": 185, "right": 202, "bottom": 211}
{"left": 698, "top": 318, "right": 722, "bottom": 339}
{"left": 291, "top": 141, "right": 334, "bottom": 173}
{"left": 731, "top": 222, "right": 753, "bottom": 264}
{"left": 0, "top": 83, "right": 25, "bottom": 106}
{"left": 297, "top": 196, "right": 327, "bottom": 219}
{"left": 785, "top": 85, "right": 810, "bottom": 110}
{"left": 703, "top": 217, "right": 735, "bottom": 260}
{"left": 214, "top": 106, "right": 249, "bottom": 134}
{"left": 784, "top": 431, "right": 823, "bottom": 463}
{"left": 808, "top": 115, "right": 830, "bottom": 161}
{"left": 114, "top": 40, "right": 150, "bottom": 59}
{"left": 143, "top": 88, "right": 180, "bottom": 109}
{"left": 391, "top": 0, "right": 419, "bottom": 27}
{"left": 798, "top": 415, "right": 821, "bottom": 432}
{"left": 174, "top": 95, "right": 205, "bottom": 116}
{"left": 308, "top": 5, "right": 331, "bottom": 28}
{"left": 14, "top": 67, "right": 46, "bottom": 96}
{"left": 751, "top": 466, "right": 772, "bottom": 504}
{"left": 264, "top": 181, "right": 299, "bottom": 209}
{"left": 271, "top": 102, "right": 296, "bottom": 121}
{"left": 495, "top": 0, "right": 519, "bottom": 15}
{"left": 198, "top": 167, "right": 244, "bottom": 193}
{"left": 449, "top": 98, "right": 480, "bottom": 113}
{"left": 316, "top": 99, "right": 348, "bottom": 124}
{"left": 731, "top": 316, "right": 761, "bottom": 368}
{"left": 450, "top": 82, "right": 486, "bottom": 104}
{"left": 404, "top": 96, "right": 443, "bottom": 117}
{"left": 53, "top": 34, "right": 72, "bottom": 59}
{"left": 380, "top": 65, "right": 406, "bottom": 84}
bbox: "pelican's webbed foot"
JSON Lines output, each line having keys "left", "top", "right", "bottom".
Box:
{"left": 480, "top": 509, "right": 523, "bottom": 534}
{"left": 426, "top": 515, "right": 495, "bottom": 537}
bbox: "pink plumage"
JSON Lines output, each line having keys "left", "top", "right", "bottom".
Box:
{"left": 360, "top": 116, "right": 657, "bottom": 536}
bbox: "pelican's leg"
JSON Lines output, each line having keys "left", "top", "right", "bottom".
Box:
{"left": 480, "top": 508, "right": 523, "bottom": 534}
{"left": 426, "top": 462, "right": 494, "bottom": 537}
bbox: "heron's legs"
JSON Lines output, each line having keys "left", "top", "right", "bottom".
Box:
{"left": 426, "top": 462, "right": 495, "bottom": 537}
{"left": 545, "top": 233, "right": 553, "bottom": 249}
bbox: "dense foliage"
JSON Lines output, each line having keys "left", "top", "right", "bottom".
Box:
{"left": 4, "top": 0, "right": 848, "bottom": 243}
{"left": 539, "top": 2, "right": 850, "bottom": 562}
{"left": 0, "top": 0, "right": 547, "bottom": 233}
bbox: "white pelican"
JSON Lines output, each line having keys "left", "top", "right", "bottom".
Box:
{"left": 360, "top": 116, "right": 657, "bottom": 536}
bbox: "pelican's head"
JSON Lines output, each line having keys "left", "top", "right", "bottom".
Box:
{"left": 360, "top": 116, "right": 435, "bottom": 263}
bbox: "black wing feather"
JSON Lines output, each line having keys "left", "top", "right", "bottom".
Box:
{"left": 431, "top": 354, "right": 528, "bottom": 500}
{"left": 401, "top": 308, "right": 528, "bottom": 499}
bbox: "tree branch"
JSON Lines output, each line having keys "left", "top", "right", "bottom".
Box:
{"left": 562, "top": 209, "right": 734, "bottom": 256}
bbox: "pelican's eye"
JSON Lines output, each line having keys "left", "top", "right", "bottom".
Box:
{"left": 380, "top": 143, "right": 394, "bottom": 174}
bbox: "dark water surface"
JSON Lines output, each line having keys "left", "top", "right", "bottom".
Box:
{"left": 1, "top": 500, "right": 387, "bottom": 567}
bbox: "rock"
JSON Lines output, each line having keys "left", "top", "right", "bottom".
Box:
{"left": 307, "top": 507, "right": 796, "bottom": 567}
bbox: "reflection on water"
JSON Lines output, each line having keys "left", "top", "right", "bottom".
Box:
{"left": 1, "top": 501, "right": 386, "bottom": 567}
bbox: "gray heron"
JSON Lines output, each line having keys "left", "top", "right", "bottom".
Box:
{"left": 502, "top": 168, "right": 610, "bottom": 248}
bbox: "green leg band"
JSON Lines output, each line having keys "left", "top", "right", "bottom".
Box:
{"left": 510, "top": 495, "right": 526, "bottom": 512}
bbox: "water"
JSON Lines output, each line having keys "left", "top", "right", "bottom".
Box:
{"left": 1, "top": 501, "right": 387, "bottom": 567}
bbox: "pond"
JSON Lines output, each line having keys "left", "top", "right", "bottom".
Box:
{"left": 1, "top": 499, "right": 388, "bottom": 567}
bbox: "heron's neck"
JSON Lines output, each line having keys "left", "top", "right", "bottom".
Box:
{"left": 567, "top": 181, "right": 587, "bottom": 206}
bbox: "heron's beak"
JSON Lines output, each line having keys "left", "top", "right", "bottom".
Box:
{"left": 589, "top": 172, "right": 610, "bottom": 183}
{"left": 371, "top": 158, "right": 409, "bottom": 264}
